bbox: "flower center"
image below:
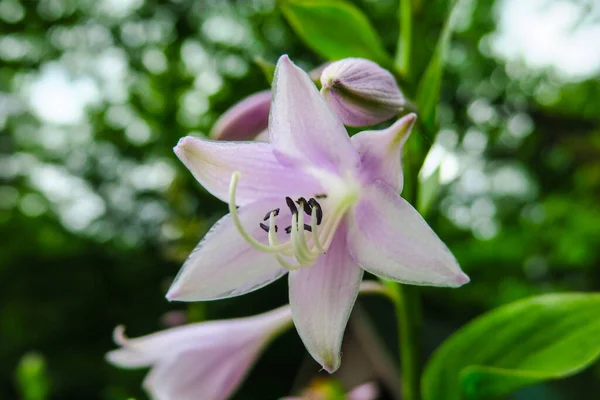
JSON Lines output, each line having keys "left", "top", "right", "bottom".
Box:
{"left": 228, "top": 171, "right": 354, "bottom": 270}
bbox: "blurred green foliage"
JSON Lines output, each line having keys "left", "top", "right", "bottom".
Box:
{"left": 15, "top": 353, "right": 50, "bottom": 400}
{"left": 0, "top": 0, "right": 599, "bottom": 399}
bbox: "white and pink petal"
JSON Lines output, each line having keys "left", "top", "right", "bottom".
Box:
{"left": 166, "top": 198, "right": 290, "bottom": 301}
{"left": 269, "top": 55, "right": 359, "bottom": 174}
{"left": 289, "top": 226, "right": 363, "bottom": 373}
{"left": 174, "top": 136, "right": 320, "bottom": 206}
{"left": 347, "top": 181, "right": 469, "bottom": 287}
{"left": 351, "top": 113, "right": 416, "bottom": 193}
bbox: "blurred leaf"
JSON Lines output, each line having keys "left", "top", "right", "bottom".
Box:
{"left": 15, "top": 352, "right": 51, "bottom": 400}
{"left": 422, "top": 293, "right": 600, "bottom": 400}
{"left": 415, "top": 0, "right": 462, "bottom": 131}
{"left": 394, "top": 0, "right": 412, "bottom": 76}
{"left": 417, "top": 166, "right": 440, "bottom": 216}
{"left": 278, "top": 0, "right": 391, "bottom": 66}
{"left": 254, "top": 56, "right": 276, "bottom": 84}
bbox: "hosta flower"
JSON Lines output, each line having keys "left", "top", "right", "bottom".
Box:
{"left": 106, "top": 306, "right": 292, "bottom": 400}
{"left": 320, "top": 58, "right": 405, "bottom": 127}
{"left": 210, "top": 90, "right": 271, "bottom": 141}
{"left": 168, "top": 55, "right": 468, "bottom": 372}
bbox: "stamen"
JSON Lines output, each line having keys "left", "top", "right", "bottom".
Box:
{"left": 290, "top": 211, "right": 316, "bottom": 266}
{"left": 228, "top": 172, "right": 289, "bottom": 254}
{"left": 227, "top": 171, "right": 344, "bottom": 271}
{"left": 268, "top": 210, "right": 301, "bottom": 270}
{"left": 291, "top": 204, "right": 320, "bottom": 266}
{"left": 259, "top": 222, "right": 277, "bottom": 233}
{"left": 315, "top": 193, "right": 327, "bottom": 199}
{"left": 285, "top": 197, "right": 298, "bottom": 214}
{"left": 263, "top": 208, "right": 279, "bottom": 221}
{"left": 296, "top": 197, "right": 312, "bottom": 215}
{"left": 284, "top": 225, "right": 311, "bottom": 234}
{"left": 308, "top": 198, "right": 323, "bottom": 225}
{"left": 310, "top": 207, "right": 325, "bottom": 253}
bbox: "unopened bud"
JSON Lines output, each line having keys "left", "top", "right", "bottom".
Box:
{"left": 320, "top": 58, "right": 405, "bottom": 127}
{"left": 210, "top": 90, "right": 271, "bottom": 141}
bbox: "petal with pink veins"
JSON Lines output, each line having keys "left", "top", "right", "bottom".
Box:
{"left": 352, "top": 113, "right": 416, "bottom": 193}
{"left": 174, "top": 136, "right": 321, "bottom": 206}
{"left": 166, "top": 198, "right": 291, "bottom": 301}
{"left": 347, "top": 181, "right": 469, "bottom": 287}
{"left": 289, "top": 225, "right": 363, "bottom": 373}
{"left": 269, "top": 55, "right": 359, "bottom": 174}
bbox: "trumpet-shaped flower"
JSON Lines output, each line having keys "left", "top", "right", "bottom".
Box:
{"left": 167, "top": 55, "right": 469, "bottom": 372}
{"left": 106, "top": 306, "right": 292, "bottom": 400}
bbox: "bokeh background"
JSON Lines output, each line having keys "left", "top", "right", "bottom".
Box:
{"left": 1, "top": 0, "right": 599, "bottom": 399}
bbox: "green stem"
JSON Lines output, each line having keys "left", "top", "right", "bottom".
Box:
{"left": 385, "top": 281, "right": 422, "bottom": 400}
{"left": 395, "top": 0, "right": 413, "bottom": 78}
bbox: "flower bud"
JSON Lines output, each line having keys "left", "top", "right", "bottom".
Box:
{"left": 320, "top": 58, "right": 405, "bottom": 127}
{"left": 210, "top": 90, "right": 271, "bottom": 141}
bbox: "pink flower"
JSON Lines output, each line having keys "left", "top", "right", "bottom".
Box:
{"left": 320, "top": 58, "right": 405, "bottom": 127}
{"left": 106, "top": 306, "right": 292, "bottom": 400}
{"left": 167, "top": 55, "right": 468, "bottom": 372}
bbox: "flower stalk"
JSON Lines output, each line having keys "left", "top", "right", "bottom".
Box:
{"left": 386, "top": 281, "right": 422, "bottom": 400}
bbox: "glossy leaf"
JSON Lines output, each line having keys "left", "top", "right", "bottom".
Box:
{"left": 422, "top": 293, "right": 600, "bottom": 400}
{"left": 415, "top": 0, "right": 462, "bottom": 131}
{"left": 279, "top": 0, "right": 391, "bottom": 66}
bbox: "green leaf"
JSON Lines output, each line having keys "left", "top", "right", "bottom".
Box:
{"left": 422, "top": 293, "right": 600, "bottom": 400}
{"left": 279, "top": 0, "right": 391, "bottom": 66}
{"left": 415, "top": 0, "right": 462, "bottom": 131}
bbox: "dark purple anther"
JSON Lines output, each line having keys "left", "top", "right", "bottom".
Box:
{"left": 263, "top": 208, "right": 280, "bottom": 221}
{"left": 308, "top": 198, "right": 323, "bottom": 225}
{"left": 285, "top": 197, "right": 298, "bottom": 215}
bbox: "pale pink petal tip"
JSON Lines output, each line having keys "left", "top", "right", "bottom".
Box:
{"left": 165, "top": 287, "right": 179, "bottom": 301}
{"left": 172, "top": 136, "right": 189, "bottom": 157}
{"left": 455, "top": 272, "right": 470, "bottom": 286}
{"left": 113, "top": 325, "right": 128, "bottom": 346}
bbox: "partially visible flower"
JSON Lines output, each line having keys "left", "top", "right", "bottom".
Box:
{"left": 320, "top": 58, "right": 405, "bottom": 127}
{"left": 168, "top": 55, "right": 468, "bottom": 373}
{"left": 210, "top": 90, "right": 271, "bottom": 141}
{"left": 282, "top": 380, "right": 378, "bottom": 400}
{"left": 345, "top": 382, "right": 379, "bottom": 400}
{"left": 106, "top": 306, "right": 292, "bottom": 400}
